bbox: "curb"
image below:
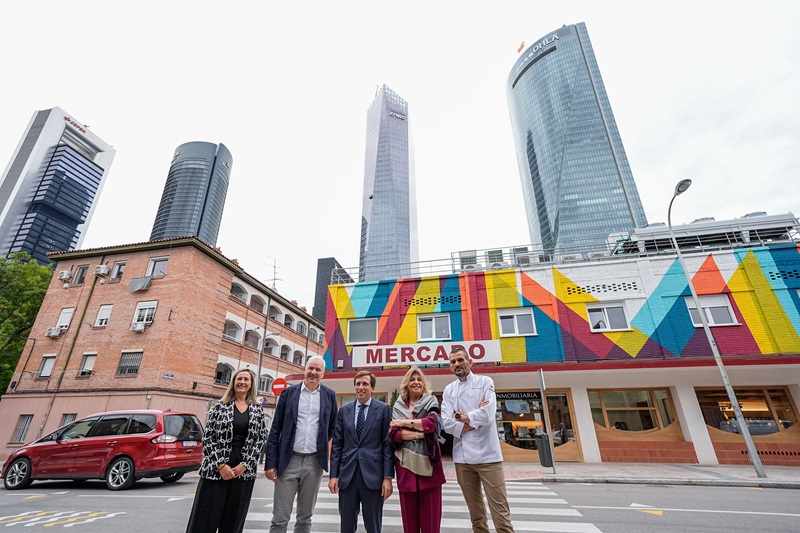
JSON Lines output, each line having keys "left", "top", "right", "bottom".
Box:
{"left": 535, "top": 476, "right": 800, "bottom": 489}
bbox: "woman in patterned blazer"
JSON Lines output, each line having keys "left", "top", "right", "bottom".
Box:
{"left": 186, "top": 368, "right": 268, "bottom": 533}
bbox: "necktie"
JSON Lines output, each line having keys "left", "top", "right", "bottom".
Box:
{"left": 356, "top": 403, "right": 366, "bottom": 439}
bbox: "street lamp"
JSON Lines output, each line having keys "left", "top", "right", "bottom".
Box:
{"left": 257, "top": 330, "right": 282, "bottom": 394}
{"left": 667, "top": 179, "right": 766, "bottom": 478}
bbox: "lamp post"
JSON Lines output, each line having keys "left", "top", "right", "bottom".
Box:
{"left": 667, "top": 179, "right": 766, "bottom": 478}
{"left": 257, "top": 330, "right": 282, "bottom": 395}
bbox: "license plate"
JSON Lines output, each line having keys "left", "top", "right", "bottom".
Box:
{"left": 182, "top": 440, "right": 197, "bottom": 447}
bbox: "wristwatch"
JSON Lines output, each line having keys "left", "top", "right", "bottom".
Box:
{"left": 411, "top": 420, "right": 415, "bottom": 429}
{"left": 455, "top": 412, "right": 462, "bottom": 420}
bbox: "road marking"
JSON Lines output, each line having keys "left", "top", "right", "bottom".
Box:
{"left": 243, "top": 514, "right": 601, "bottom": 532}
{"left": 575, "top": 505, "right": 800, "bottom": 518}
{"left": 638, "top": 510, "right": 664, "bottom": 516}
{"left": 23, "top": 495, "right": 47, "bottom": 500}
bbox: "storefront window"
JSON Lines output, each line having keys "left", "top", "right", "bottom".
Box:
{"left": 495, "top": 392, "right": 573, "bottom": 449}
{"left": 696, "top": 387, "right": 796, "bottom": 435}
{"left": 588, "top": 389, "right": 674, "bottom": 431}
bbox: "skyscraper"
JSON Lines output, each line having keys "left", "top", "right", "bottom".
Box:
{"left": 312, "top": 257, "right": 353, "bottom": 324}
{"left": 150, "top": 142, "right": 232, "bottom": 247}
{"left": 0, "top": 107, "right": 115, "bottom": 264}
{"left": 359, "top": 85, "right": 418, "bottom": 282}
{"left": 507, "top": 23, "right": 647, "bottom": 258}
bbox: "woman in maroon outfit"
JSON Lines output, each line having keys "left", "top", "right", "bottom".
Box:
{"left": 389, "top": 366, "right": 446, "bottom": 533}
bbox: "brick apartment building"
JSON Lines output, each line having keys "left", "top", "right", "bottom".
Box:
{"left": 0, "top": 237, "right": 323, "bottom": 460}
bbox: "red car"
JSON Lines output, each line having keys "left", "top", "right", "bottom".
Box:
{"left": 2, "top": 409, "right": 203, "bottom": 491}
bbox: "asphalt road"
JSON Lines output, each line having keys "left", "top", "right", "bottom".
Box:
{"left": 1, "top": 473, "right": 798, "bottom": 532}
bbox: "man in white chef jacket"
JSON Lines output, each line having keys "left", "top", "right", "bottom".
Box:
{"left": 441, "top": 348, "right": 514, "bottom": 533}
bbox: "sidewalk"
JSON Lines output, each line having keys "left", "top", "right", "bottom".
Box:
{"left": 441, "top": 461, "right": 800, "bottom": 489}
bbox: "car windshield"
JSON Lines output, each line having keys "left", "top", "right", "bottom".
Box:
{"left": 58, "top": 418, "right": 98, "bottom": 440}
{"left": 164, "top": 414, "right": 203, "bottom": 441}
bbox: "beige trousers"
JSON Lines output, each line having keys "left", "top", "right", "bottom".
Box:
{"left": 455, "top": 462, "right": 515, "bottom": 533}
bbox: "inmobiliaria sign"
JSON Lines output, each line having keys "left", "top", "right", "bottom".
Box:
{"left": 351, "top": 340, "right": 501, "bottom": 367}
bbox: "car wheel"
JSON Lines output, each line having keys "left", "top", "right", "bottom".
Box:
{"left": 105, "top": 457, "right": 135, "bottom": 490}
{"left": 3, "top": 457, "right": 32, "bottom": 490}
{"left": 160, "top": 472, "right": 184, "bottom": 483}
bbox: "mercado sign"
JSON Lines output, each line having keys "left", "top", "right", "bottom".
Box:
{"left": 352, "top": 340, "right": 501, "bottom": 367}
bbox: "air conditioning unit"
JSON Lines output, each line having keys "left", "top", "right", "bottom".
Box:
{"left": 45, "top": 327, "right": 62, "bottom": 338}
{"left": 490, "top": 262, "right": 511, "bottom": 270}
{"left": 57, "top": 271, "right": 72, "bottom": 281}
{"left": 130, "top": 322, "right": 146, "bottom": 333}
{"left": 559, "top": 254, "right": 583, "bottom": 262}
{"left": 461, "top": 263, "right": 483, "bottom": 272}
{"left": 94, "top": 265, "right": 110, "bottom": 277}
{"left": 587, "top": 251, "right": 607, "bottom": 259}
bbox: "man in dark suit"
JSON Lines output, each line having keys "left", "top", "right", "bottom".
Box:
{"left": 329, "top": 370, "right": 394, "bottom": 533}
{"left": 265, "top": 356, "right": 338, "bottom": 533}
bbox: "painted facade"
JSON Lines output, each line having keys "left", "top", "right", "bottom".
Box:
{"left": 321, "top": 243, "right": 800, "bottom": 466}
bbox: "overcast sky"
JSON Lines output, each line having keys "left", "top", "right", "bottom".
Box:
{"left": 2, "top": 1, "right": 798, "bottom": 310}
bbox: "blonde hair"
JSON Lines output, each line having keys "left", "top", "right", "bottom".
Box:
{"left": 221, "top": 368, "right": 258, "bottom": 405}
{"left": 399, "top": 366, "right": 432, "bottom": 402}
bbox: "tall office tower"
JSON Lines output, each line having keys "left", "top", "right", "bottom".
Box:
{"left": 359, "top": 85, "right": 418, "bottom": 282}
{"left": 150, "top": 142, "right": 232, "bottom": 247}
{"left": 312, "top": 257, "right": 353, "bottom": 323}
{"left": 507, "top": 23, "right": 647, "bottom": 258}
{"left": 0, "top": 107, "right": 115, "bottom": 264}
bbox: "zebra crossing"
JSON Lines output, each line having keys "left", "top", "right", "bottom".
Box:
{"left": 244, "top": 480, "right": 602, "bottom": 532}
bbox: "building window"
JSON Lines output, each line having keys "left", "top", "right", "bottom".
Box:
{"left": 11, "top": 415, "right": 33, "bottom": 443}
{"left": 418, "top": 315, "right": 451, "bottom": 341}
{"left": 293, "top": 351, "right": 304, "bottom": 365}
{"left": 297, "top": 322, "right": 307, "bottom": 335}
{"left": 685, "top": 295, "right": 737, "bottom": 327}
{"left": 309, "top": 329, "right": 318, "bottom": 343}
{"left": 280, "top": 346, "right": 290, "bottom": 361}
{"left": 110, "top": 261, "right": 126, "bottom": 280}
{"left": 586, "top": 303, "right": 629, "bottom": 332}
{"left": 588, "top": 389, "right": 674, "bottom": 431}
{"left": 696, "top": 387, "right": 797, "bottom": 434}
{"left": 72, "top": 265, "right": 89, "bottom": 285}
{"left": 215, "top": 363, "right": 233, "bottom": 385}
{"left": 95, "top": 305, "right": 112, "bottom": 327}
{"left": 243, "top": 329, "right": 260, "bottom": 349}
{"left": 498, "top": 308, "right": 536, "bottom": 336}
{"left": 250, "top": 295, "right": 265, "bottom": 314}
{"left": 38, "top": 356, "right": 56, "bottom": 378}
{"left": 348, "top": 318, "right": 378, "bottom": 344}
{"left": 230, "top": 283, "right": 247, "bottom": 302}
{"left": 319, "top": 334, "right": 324, "bottom": 345}
{"left": 79, "top": 354, "right": 96, "bottom": 376}
{"left": 223, "top": 320, "right": 242, "bottom": 341}
{"left": 57, "top": 308, "right": 74, "bottom": 331}
{"left": 133, "top": 301, "right": 157, "bottom": 324}
{"left": 116, "top": 351, "right": 143, "bottom": 375}
{"left": 259, "top": 374, "right": 273, "bottom": 394}
{"left": 60, "top": 413, "right": 77, "bottom": 426}
{"left": 146, "top": 257, "right": 168, "bottom": 277}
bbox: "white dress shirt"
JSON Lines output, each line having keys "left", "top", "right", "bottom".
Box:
{"left": 293, "top": 382, "right": 321, "bottom": 454}
{"left": 441, "top": 372, "right": 502, "bottom": 464}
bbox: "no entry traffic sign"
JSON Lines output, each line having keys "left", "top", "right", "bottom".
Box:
{"left": 272, "top": 377, "right": 288, "bottom": 395}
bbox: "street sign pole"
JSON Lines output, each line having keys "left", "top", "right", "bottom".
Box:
{"left": 538, "top": 369, "right": 556, "bottom": 475}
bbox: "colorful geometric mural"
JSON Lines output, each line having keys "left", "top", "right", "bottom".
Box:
{"left": 324, "top": 244, "right": 800, "bottom": 369}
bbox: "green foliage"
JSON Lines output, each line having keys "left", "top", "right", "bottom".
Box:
{"left": 389, "top": 388, "right": 400, "bottom": 410}
{"left": 0, "top": 252, "right": 53, "bottom": 392}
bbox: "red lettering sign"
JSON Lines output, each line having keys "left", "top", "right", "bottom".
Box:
{"left": 385, "top": 347, "right": 398, "bottom": 364}
{"left": 469, "top": 343, "right": 486, "bottom": 360}
{"left": 400, "top": 346, "right": 414, "bottom": 363}
{"left": 433, "top": 346, "right": 449, "bottom": 362}
{"left": 417, "top": 345, "right": 431, "bottom": 361}
{"left": 366, "top": 348, "right": 382, "bottom": 365}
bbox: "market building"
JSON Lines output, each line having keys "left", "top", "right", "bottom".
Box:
{"left": 318, "top": 215, "right": 800, "bottom": 466}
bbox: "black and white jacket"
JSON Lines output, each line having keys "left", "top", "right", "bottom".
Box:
{"left": 199, "top": 402, "right": 268, "bottom": 481}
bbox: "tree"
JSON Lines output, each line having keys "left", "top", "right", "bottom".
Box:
{"left": 0, "top": 252, "right": 53, "bottom": 392}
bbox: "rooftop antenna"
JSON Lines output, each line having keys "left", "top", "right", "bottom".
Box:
{"left": 266, "top": 257, "right": 282, "bottom": 291}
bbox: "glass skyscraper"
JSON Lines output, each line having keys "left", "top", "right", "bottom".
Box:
{"left": 0, "top": 107, "right": 115, "bottom": 264}
{"left": 359, "top": 85, "right": 418, "bottom": 282}
{"left": 507, "top": 22, "right": 647, "bottom": 258}
{"left": 150, "top": 142, "right": 232, "bottom": 247}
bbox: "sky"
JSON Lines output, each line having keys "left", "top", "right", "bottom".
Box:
{"left": 1, "top": 1, "right": 798, "bottom": 312}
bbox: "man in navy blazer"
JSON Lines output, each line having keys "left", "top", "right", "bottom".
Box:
{"left": 265, "top": 356, "right": 337, "bottom": 533}
{"left": 329, "top": 370, "right": 394, "bottom": 533}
